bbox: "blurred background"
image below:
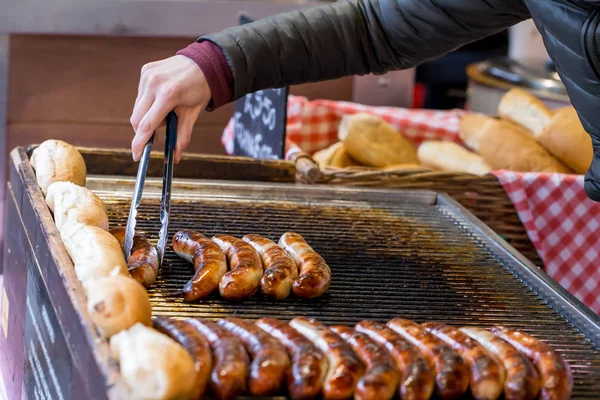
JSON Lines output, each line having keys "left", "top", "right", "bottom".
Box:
{"left": 0, "top": 0, "right": 568, "bottom": 219}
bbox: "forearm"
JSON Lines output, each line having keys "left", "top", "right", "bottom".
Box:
{"left": 185, "top": 0, "right": 530, "bottom": 105}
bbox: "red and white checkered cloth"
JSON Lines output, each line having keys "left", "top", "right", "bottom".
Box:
{"left": 222, "top": 95, "right": 600, "bottom": 314}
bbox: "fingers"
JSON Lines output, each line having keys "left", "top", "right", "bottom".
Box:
{"left": 174, "top": 106, "right": 202, "bottom": 164}
{"left": 130, "top": 91, "right": 154, "bottom": 133}
{"left": 132, "top": 96, "right": 176, "bottom": 160}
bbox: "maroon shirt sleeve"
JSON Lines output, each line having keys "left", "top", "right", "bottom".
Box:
{"left": 177, "top": 41, "right": 233, "bottom": 111}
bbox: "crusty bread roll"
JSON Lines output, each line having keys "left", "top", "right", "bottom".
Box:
{"left": 30, "top": 139, "right": 86, "bottom": 195}
{"left": 110, "top": 323, "right": 196, "bottom": 400}
{"left": 498, "top": 88, "right": 552, "bottom": 136}
{"left": 86, "top": 275, "right": 152, "bottom": 338}
{"left": 459, "top": 113, "right": 494, "bottom": 152}
{"left": 313, "top": 142, "right": 342, "bottom": 168}
{"left": 313, "top": 142, "right": 361, "bottom": 168}
{"left": 337, "top": 114, "right": 352, "bottom": 141}
{"left": 535, "top": 107, "right": 593, "bottom": 174}
{"left": 60, "top": 223, "right": 129, "bottom": 288}
{"left": 417, "top": 141, "right": 491, "bottom": 175}
{"left": 477, "top": 118, "right": 572, "bottom": 173}
{"left": 46, "top": 181, "right": 109, "bottom": 232}
{"left": 341, "top": 113, "right": 418, "bottom": 167}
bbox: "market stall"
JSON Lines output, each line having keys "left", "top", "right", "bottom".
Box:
{"left": 1, "top": 141, "right": 599, "bottom": 399}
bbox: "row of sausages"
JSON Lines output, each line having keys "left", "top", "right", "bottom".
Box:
{"left": 153, "top": 316, "right": 572, "bottom": 400}
{"left": 171, "top": 230, "right": 332, "bottom": 301}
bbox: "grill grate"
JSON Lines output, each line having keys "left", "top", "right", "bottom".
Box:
{"left": 103, "top": 196, "right": 600, "bottom": 398}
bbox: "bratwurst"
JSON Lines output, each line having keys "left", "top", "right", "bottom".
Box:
{"left": 172, "top": 230, "right": 227, "bottom": 301}
{"left": 279, "top": 232, "right": 331, "bottom": 298}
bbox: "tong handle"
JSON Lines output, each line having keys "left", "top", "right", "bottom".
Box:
{"left": 123, "top": 133, "right": 154, "bottom": 261}
{"left": 156, "top": 112, "right": 178, "bottom": 265}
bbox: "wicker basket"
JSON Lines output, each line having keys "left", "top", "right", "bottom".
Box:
{"left": 294, "top": 156, "right": 543, "bottom": 268}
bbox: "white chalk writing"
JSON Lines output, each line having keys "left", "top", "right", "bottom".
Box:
{"left": 243, "top": 90, "right": 280, "bottom": 131}
{"left": 233, "top": 112, "right": 277, "bottom": 159}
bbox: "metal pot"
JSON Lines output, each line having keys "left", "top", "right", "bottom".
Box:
{"left": 466, "top": 56, "right": 571, "bottom": 115}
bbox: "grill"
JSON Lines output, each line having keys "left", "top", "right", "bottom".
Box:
{"left": 4, "top": 147, "right": 600, "bottom": 400}
{"left": 89, "top": 176, "right": 600, "bottom": 399}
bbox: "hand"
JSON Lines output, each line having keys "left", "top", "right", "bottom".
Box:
{"left": 131, "top": 55, "right": 211, "bottom": 163}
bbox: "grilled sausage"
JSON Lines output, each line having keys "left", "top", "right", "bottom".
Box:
{"left": 243, "top": 234, "right": 298, "bottom": 299}
{"left": 256, "top": 317, "right": 327, "bottom": 400}
{"left": 331, "top": 325, "right": 398, "bottom": 400}
{"left": 152, "top": 317, "right": 212, "bottom": 400}
{"left": 110, "top": 227, "right": 159, "bottom": 287}
{"left": 387, "top": 318, "right": 469, "bottom": 400}
{"left": 491, "top": 327, "right": 573, "bottom": 400}
{"left": 278, "top": 232, "right": 331, "bottom": 298}
{"left": 356, "top": 320, "right": 435, "bottom": 400}
{"left": 185, "top": 318, "right": 249, "bottom": 400}
{"left": 290, "top": 317, "right": 364, "bottom": 399}
{"left": 217, "top": 318, "right": 290, "bottom": 396}
{"left": 172, "top": 230, "right": 227, "bottom": 301}
{"left": 461, "top": 327, "right": 541, "bottom": 400}
{"left": 211, "top": 235, "right": 263, "bottom": 300}
{"left": 423, "top": 322, "right": 505, "bottom": 400}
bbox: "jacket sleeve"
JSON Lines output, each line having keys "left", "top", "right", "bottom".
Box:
{"left": 200, "top": 0, "right": 530, "bottom": 102}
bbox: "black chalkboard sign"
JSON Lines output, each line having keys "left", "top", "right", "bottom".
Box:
{"left": 232, "top": 15, "right": 289, "bottom": 160}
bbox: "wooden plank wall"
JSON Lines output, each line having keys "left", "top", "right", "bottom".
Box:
{"left": 7, "top": 34, "right": 353, "bottom": 156}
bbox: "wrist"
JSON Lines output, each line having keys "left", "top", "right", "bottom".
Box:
{"left": 177, "top": 41, "right": 233, "bottom": 111}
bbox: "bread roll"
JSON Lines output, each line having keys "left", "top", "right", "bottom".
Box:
{"left": 341, "top": 113, "right": 418, "bottom": 167}
{"left": 459, "top": 113, "right": 494, "bottom": 151}
{"left": 536, "top": 107, "right": 593, "bottom": 174}
{"left": 313, "top": 142, "right": 361, "bottom": 168}
{"left": 313, "top": 142, "right": 342, "bottom": 168}
{"left": 60, "top": 223, "right": 129, "bottom": 288}
{"left": 337, "top": 114, "right": 352, "bottom": 141}
{"left": 417, "top": 141, "right": 491, "bottom": 175}
{"left": 498, "top": 88, "right": 552, "bottom": 136}
{"left": 86, "top": 275, "right": 152, "bottom": 338}
{"left": 477, "top": 118, "right": 572, "bottom": 173}
{"left": 46, "top": 181, "right": 109, "bottom": 232}
{"left": 110, "top": 323, "right": 196, "bottom": 400}
{"left": 30, "top": 140, "right": 86, "bottom": 195}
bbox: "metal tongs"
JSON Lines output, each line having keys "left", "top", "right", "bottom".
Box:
{"left": 123, "top": 111, "right": 177, "bottom": 267}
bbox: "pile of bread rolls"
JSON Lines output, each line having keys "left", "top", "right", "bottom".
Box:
{"left": 313, "top": 112, "right": 424, "bottom": 171}
{"left": 458, "top": 88, "right": 591, "bottom": 174}
{"left": 312, "top": 89, "right": 592, "bottom": 176}
{"left": 30, "top": 140, "right": 196, "bottom": 400}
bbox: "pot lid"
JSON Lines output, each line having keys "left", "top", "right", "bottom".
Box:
{"left": 472, "top": 56, "right": 568, "bottom": 99}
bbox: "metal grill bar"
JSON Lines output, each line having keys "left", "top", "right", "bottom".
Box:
{"left": 101, "top": 193, "right": 600, "bottom": 398}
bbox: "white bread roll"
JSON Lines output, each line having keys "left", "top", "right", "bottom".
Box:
{"left": 30, "top": 140, "right": 86, "bottom": 195}
{"left": 458, "top": 113, "right": 493, "bottom": 152}
{"left": 60, "top": 223, "right": 129, "bottom": 288}
{"left": 536, "top": 107, "right": 593, "bottom": 174}
{"left": 477, "top": 118, "right": 572, "bottom": 173}
{"left": 110, "top": 323, "right": 196, "bottom": 400}
{"left": 341, "top": 113, "right": 418, "bottom": 167}
{"left": 46, "top": 181, "right": 109, "bottom": 232}
{"left": 417, "top": 141, "right": 491, "bottom": 175}
{"left": 312, "top": 142, "right": 361, "bottom": 168}
{"left": 86, "top": 275, "right": 152, "bottom": 338}
{"left": 498, "top": 88, "right": 552, "bottom": 136}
